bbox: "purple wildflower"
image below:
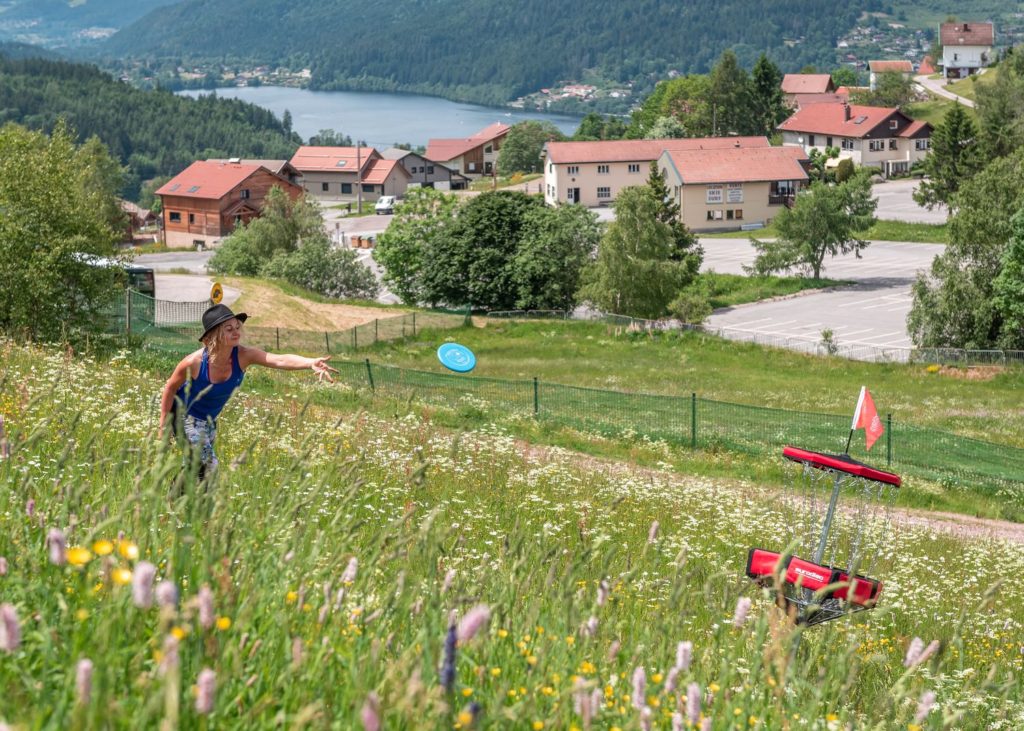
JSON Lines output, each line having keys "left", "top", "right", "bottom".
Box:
{"left": 456, "top": 604, "right": 491, "bottom": 642}
{"left": 915, "top": 690, "right": 936, "bottom": 723}
{"left": 132, "top": 561, "right": 156, "bottom": 609}
{"left": 361, "top": 692, "right": 381, "bottom": 731}
{"left": 198, "top": 585, "right": 214, "bottom": 629}
{"left": 676, "top": 640, "right": 693, "bottom": 671}
{"left": 665, "top": 666, "right": 680, "bottom": 695}
{"left": 582, "top": 615, "right": 599, "bottom": 637}
{"left": 159, "top": 635, "right": 179, "bottom": 676}
{"left": 904, "top": 637, "right": 925, "bottom": 668}
{"left": 442, "top": 569, "right": 456, "bottom": 593}
{"left": 440, "top": 623, "right": 458, "bottom": 692}
{"left": 47, "top": 528, "right": 66, "bottom": 566}
{"left": 155, "top": 580, "right": 179, "bottom": 609}
{"left": 76, "top": 658, "right": 93, "bottom": 705}
{"left": 631, "top": 666, "right": 646, "bottom": 710}
{"left": 686, "top": 683, "right": 701, "bottom": 726}
{"left": 607, "top": 639, "right": 620, "bottom": 662}
{"left": 341, "top": 557, "right": 358, "bottom": 584}
{"left": 0, "top": 604, "right": 20, "bottom": 652}
{"left": 672, "top": 712, "right": 684, "bottom": 731}
{"left": 640, "top": 706, "right": 653, "bottom": 731}
{"left": 597, "top": 580, "right": 609, "bottom": 607}
{"left": 195, "top": 668, "right": 216, "bottom": 714}
{"left": 732, "top": 596, "right": 752, "bottom": 628}
{"left": 25, "top": 498, "right": 34, "bottom": 517}
{"left": 916, "top": 640, "right": 940, "bottom": 666}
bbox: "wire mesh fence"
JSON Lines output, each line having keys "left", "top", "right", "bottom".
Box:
{"left": 104, "top": 291, "right": 469, "bottom": 356}
{"left": 339, "top": 361, "right": 1024, "bottom": 493}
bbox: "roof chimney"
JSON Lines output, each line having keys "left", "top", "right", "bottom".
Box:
{"left": 962, "top": 22, "right": 969, "bottom": 31}
{"left": 843, "top": 102, "right": 851, "bottom": 120}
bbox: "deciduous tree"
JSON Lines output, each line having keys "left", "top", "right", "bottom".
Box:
{"left": 496, "top": 121, "right": 564, "bottom": 175}
{"left": 0, "top": 122, "right": 120, "bottom": 340}
{"left": 512, "top": 204, "right": 601, "bottom": 310}
{"left": 373, "top": 187, "right": 459, "bottom": 305}
{"left": 747, "top": 171, "right": 876, "bottom": 279}
{"left": 992, "top": 208, "right": 1024, "bottom": 348}
{"left": 577, "top": 186, "right": 695, "bottom": 319}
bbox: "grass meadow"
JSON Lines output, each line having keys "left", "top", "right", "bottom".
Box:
{"left": 1, "top": 339, "right": 1023, "bottom": 729}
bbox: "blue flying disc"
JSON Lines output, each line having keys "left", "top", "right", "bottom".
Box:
{"left": 437, "top": 343, "right": 476, "bottom": 373}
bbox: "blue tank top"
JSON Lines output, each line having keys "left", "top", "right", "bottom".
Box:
{"left": 175, "top": 347, "right": 244, "bottom": 423}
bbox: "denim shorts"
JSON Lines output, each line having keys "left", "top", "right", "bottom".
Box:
{"left": 182, "top": 415, "right": 218, "bottom": 470}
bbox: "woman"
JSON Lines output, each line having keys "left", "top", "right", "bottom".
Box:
{"left": 159, "top": 303, "right": 337, "bottom": 476}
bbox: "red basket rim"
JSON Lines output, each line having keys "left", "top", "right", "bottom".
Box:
{"left": 783, "top": 446, "right": 901, "bottom": 487}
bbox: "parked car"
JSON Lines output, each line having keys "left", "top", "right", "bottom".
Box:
{"left": 375, "top": 195, "right": 396, "bottom": 214}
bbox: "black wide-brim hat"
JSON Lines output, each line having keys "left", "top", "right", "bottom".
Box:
{"left": 199, "top": 303, "right": 248, "bottom": 341}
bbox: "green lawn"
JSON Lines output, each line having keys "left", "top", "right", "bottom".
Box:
{"left": 700, "top": 220, "right": 947, "bottom": 244}
{"left": 945, "top": 67, "right": 998, "bottom": 102}
{"left": 693, "top": 272, "right": 848, "bottom": 308}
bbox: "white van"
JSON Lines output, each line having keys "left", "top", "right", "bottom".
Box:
{"left": 375, "top": 196, "right": 396, "bottom": 215}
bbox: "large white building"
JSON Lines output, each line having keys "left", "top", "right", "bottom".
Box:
{"left": 940, "top": 21, "right": 994, "bottom": 79}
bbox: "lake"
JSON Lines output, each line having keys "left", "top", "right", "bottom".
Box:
{"left": 179, "top": 87, "right": 583, "bottom": 147}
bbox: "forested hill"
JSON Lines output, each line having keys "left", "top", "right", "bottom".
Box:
{"left": 102, "top": 0, "right": 879, "bottom": 105}
{"left": 0, "top": 56, "right": 299, "bottom": 198}
{"left": 0, "top": 0, "right": 180, "bottom": 48}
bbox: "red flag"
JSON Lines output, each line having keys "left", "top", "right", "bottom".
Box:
{"left": 851, "top": 386, "right": 884, "bottom": 451}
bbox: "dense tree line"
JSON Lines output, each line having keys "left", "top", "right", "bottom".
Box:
{"left": 98, "top": 0, "right": 877, "bottom": 108}
{"left": 0, "top": 55, "right": 300, "bottom": 198}
{"left": 908, "top": 51, "right": 1024, "bottom": 350}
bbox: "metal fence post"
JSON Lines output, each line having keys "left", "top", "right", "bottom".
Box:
{"left": 276, "top": 328, "right": 280, "bottom": 350}
{"left": 691, "top": 392, "right": 697, "bottom": 448}
{"left": 374, "top": 319, "right": 378, "bottom": 344}
{"left": 325, "top": 331, "right": 330, "bottom": 354}
{"left": 352, "top": 327, "right": 357, "bottom": 350}
{"left": 365, "top": 358, "right": 375, "bottom": 392}
{"left": 125, "top": 290, "right": 132, "bottom": 335}
{"left": 413, "top": 312, "right": 417, "bottom": 336}
{"left": 533, "top": 377, "right": 539, "bottom": 416}
{"left": 886, "top": 413, "right": 892, "bottom": 466}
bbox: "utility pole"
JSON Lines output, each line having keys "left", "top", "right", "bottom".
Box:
{"left": 356, "top": 143, "right": 363, "bottom": 214}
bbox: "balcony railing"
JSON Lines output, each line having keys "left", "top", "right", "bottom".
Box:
{"left": 768, "top": 194, "right": 795, "bottom": 207}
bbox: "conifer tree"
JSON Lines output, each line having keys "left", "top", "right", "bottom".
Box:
{"left": 913, "top": 102, "right": 983, "bottom": 211}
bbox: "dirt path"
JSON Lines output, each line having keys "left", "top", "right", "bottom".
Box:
{"left": 225, "top": 279, "right": 406, "bottom": 331}
{"left": 520, "top": 443, "right": 1024, "bottom": 544}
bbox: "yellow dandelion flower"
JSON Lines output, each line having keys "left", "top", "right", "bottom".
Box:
{"left": 526, "top": 655, "right": 538, "bottom": 666}
{"left": 497, "top": 629, "right": 508, "bottom": 638}
{"left": 171, "top": 626, "right": 187, "bottom": 640}
{"left": 734, "top": 708, "right": 743, "bottom": 716}
{"left": 75, "top": 608, "right": 89, "bottom": 621}
{"left": 652, "top": 672, "right": 663, "bottom": 684}
{"left": 826, "top": 714, "right": 839, "bottom": 722}
{"left": 118, "top": 541, "right": 139, "bottom": 560}
{"left": 457, "top": 711, "right": 473, "bottom": 725}
{"left": 541, "top": 686, "right": 554, "bottom": 696}
{"left": 532, "top": 722, "right": 544, "bottom": 730}
{"left": 709, "top": 683, "right": 720, "bottom": 693}
{"left": 112, "top": 567, "right": 132, "bottom": 585}
{"left": 216, "top": 617, "right": 231, "bottom": 631}
{"left": 67, "top": 546, "right": 93, "bottom": 566}
{"left": 749, "top": 716, "right": 758, "bottom": 725}
{"left": 490, "top": 668, "right": 502, "bottom": 677}
{"left": 565, "top": 636, "right": 575, "bottom": 645}
{"left": 551, "top": 673, "right": 561, "bottom": 684}
{"left": 285, "top": 591, "right": 298, "bottom": 604}
{"left": 604, "top": 685, "right": 613, "bottom": 698}
{"left": 535, "top": 626, "right": 545, "bottom": 635}
{"left": 92, "top": 539, "right": 114, "bottom": 556}
{"left": 907, "top": 725, "right": 922, "bottom": 731}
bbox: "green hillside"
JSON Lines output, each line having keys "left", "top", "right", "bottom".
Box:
{"left": 0, "top": 54, "right": 299, "bottom": 198}
{"left": 99, "top": 0, "right": 876, "bottom": 106}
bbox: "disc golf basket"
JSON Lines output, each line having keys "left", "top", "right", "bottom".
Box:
{"left": 745, "top": 446, "right": 900, "bottom": 626}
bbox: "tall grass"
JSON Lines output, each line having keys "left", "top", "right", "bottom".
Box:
{"left": 0, "top": 341, "right": 1022, "bottom": 728}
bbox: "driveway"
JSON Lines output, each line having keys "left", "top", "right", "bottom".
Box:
{"left": 871, "top": 179, "right": 947, "bottom": 224}
{"left": 914, "top": 73, "right": 975, "bottom": 108}
{"left": 701, "top": 239, "right": 943, "bottom": 358}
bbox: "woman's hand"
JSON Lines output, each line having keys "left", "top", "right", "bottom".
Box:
{"left": 311, "top": 356, "right": 339, "bottom": 383}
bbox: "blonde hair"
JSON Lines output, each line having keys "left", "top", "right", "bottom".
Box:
{"left": 201, "top": 320, "right": 240, "bottom": 364}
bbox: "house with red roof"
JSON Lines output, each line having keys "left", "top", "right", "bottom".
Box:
{"left": 156, "top": 160, "right": 303, "bottom": 249}
{"left": 424, "top": 122, "right": 510, "bottom": 178}
{"left": 542, "top": 137, "right": 771, "bottom": 208}
{"left": 781, "top": 74, "right": 836, "bottom": 105}
{"left": 778, "top": 102, "right": 932, "bottom": 177}
{"left": 868, "top": 60, "right": 914, "bottom": 91}
{"left": 289, "top": 146, "right": 411, "bottom": 204}
{"left": 657, "top": 146, "right": 810, "bottom": 232}
{"left": 940, "top": 21, "right": 994, "bottom": 79}
{"left": 381, "top": 148, "right": 470, "bottom": 191}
